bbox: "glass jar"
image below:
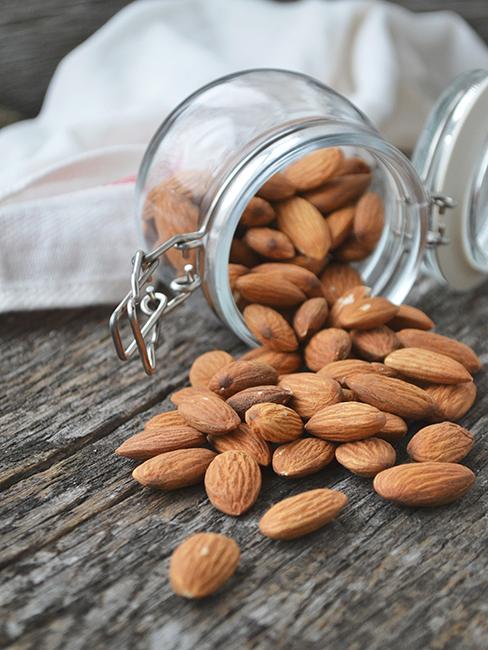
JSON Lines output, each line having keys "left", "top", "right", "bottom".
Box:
{"left": 111, "top": 69, "right": 488, "bottom": 374}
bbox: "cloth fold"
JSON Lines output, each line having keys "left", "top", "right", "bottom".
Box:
{"left": 1, "top": 0, "right": 487, "bottom": 311}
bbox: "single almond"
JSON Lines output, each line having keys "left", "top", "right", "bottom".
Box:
{"left": 229, "top": 237, "right": 260, "bottom": 267}
{"left": 293, "top": 297, "right": 329, "bottom": 340}
{"left": 338, "top": 296, "right": 398, "bottom": 330}
{"left": 335, "top": 437, "right": 396, "bottom": 477}
{"left": 396, "top": 329, "right": 481, "bottom": 374}
{"left": 228, "top": 263, "right": 249, "bottom": 290}
{"left": 377, "top": 412, "right": 408, "bottom": 442}
{"left": 204, "top": 450, "right": 262, "bottom": 516}
{"left": 272, "top": 438, "right": 335, "bottom": 477}
{"left": 251, "top": 262, "right": 325, "bottom": 298}
{"left": 425, "top": 381, "right": 477, "bottom": 422}
{"left": 208, "top": 423, "right": 271, "bottom": 466}
{"left": 325, "top": 206, "right": 355, "bottom": 249}
{"left": 329, "top": 285, "right": 372, "bottom": 327}
{"left": 244, "top": 227, "right": 296, "bottom": 260}
{"left": 304, "top": 328, "right": 352, "bottom": 371}
{"left": 178, "top": 393, "right": 240, "bottom": 435}
{"left": 132, "top": 448, "right": 216, "bottom": 490}
{"left": 144, "top": 410, "right": 188, "bottom": 431}
{"left": 351, "top": 326, "right": 401, "bottom": 361}
{"left": 317, "top": 358, "right": 374, "bottom": 385}
{"left": 226, "top": 384, "right": 293, "bottom": 419}
{"left": 276, "top": 197, "right": 331, "bottom": 260}
{"left": 245, "top": 403, "right": 303, "bottom": 443}
{"left": 278, "top": 372, "right": 342, "bottom": 419}
{"left": 304, "top": 173, "right": 371, "bottom": 213}
{"left": 338, "top": 157, "right": 371, "bottom": 175}
{"left": 208, "top": 359, "right": 278, "bottom": 399}
{"left": 346, "top": 373, "right": 434, "bottom": 420}
{"left": 240, "top": 196, "right": 275, "bottom": 227}
{"left": 189, "top": 350, "right": 234, "bottom": 388}
{"left": 388, "top": 304, "right": 434, "bottom": 331}
{"left": 243, "top": 304, "right": 299, "bottom": 352}
{"left": 259, "top": 488, "right": 348, "bottom": 540}
{"left": 407, "top": 422, "right": 474, "bottom": 463}
{"left": 171, "top": 386, "right": 219, "bottom": 406}
{"left": 373, "top": 462, "right": 475, "bottom": 506}
{"left": 384, "top": 347, "right": 472, "bottom": 384}
{"left": 283, "top": 147, "right": 343, "bottom": 191}
{"left": 353, "top": 192, "right": 384, "bottom": 250}
{"left": 334, "top": 237, "right": 371, "bottom": 263}
{"left": 236, "top": 273, "right": 306, "bottom": 308}
{"left": 116, "top": 423, "right": 206, "bottom": 460}
{"left": 240, "top": 347, "right": 302, "bottom": 375}
{"left": 319, "top": 263, "right": 363, "bottom": 305}
{"left": 169, "top": 532, "right": 240, "bottom": 599}
{"left": 257, "top": 172, "right": 296, "bottom": 201}
{"left": 306, "top": 401, "right": 386, "bottom": 441}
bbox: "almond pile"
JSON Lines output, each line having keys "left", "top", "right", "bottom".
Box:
{"left": 119, "top": 148, "right": 482, "bottom": 599}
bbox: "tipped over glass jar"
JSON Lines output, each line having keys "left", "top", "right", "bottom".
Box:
{"left": 110, "top": 68, "right": 488, "bottom": 374}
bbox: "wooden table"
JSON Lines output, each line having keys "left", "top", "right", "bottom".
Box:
{"left": 1, "top": 278, "right": 487, "bottom": 649}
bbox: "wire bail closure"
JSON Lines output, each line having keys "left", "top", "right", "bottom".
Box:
{"left": 110, "top": 232, "right": 203, "bottom": 375}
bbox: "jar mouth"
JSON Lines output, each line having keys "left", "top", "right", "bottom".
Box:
{"left": 467, "top": 142, "right": 488, "bottom": 272}
{"left": 202, "top": 121, "right": 430, "bottom": 347}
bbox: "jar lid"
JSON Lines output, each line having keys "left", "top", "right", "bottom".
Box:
{"left": 413, "top": 69, "right": 488, "bottom": 290}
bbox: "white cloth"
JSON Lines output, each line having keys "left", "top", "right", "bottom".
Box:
{"left": 1, "top": 0, "right": 487, "bottom": 311}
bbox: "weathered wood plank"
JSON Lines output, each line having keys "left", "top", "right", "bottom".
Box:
{"left": 1, "top": 279, "right": 487, "bottom": 649}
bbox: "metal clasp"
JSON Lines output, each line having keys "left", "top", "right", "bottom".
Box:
{"left": 427, "top": 193, "right": 456, "bottom": 247}
{"left": 110, "top": 232, "right": 203, "bottom": 375}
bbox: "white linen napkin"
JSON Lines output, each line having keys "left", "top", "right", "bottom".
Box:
{"left": 1, "top": 0, "right": 487, "bottom": 311}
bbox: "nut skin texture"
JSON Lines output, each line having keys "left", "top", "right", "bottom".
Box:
{"left": 257, "top": 172, "right": 296, "bottom": 201}
{"left": 306, "top": 402, "right": 386, "bottom": 442}
{"left": 240, "top": 347, "right": 302, "bottom": 375}
{"left": 407, "top": 422, "right": 474, "bottom": 463}
{"left": 171, "top": 387, "right": 218, "bottom": 406}
{"left": 243, "top": 227, "right": 296, "bottom": 260}
{"left": 236, "top": 273, "right": 306, "bottom": 307}
{"left": 283, "top": 148, "right": 344, "bottom": 192}
{"left": 204, "top": 451, "right": 262, "bottom": 516}
{"left": 169, "top": 532, "right": 240, "bottom": 599}
{"left": 293, "top": 297, "right": 329, "bottom": 341}
{"left": 335, "top": 438, "right": 396, "bottom": 477}
{"left": 318, "top": 359, "right": 373, "bottom": 385}
{"left": 396, "top": 329, "right": 481, "bottom": 374}
{"left": 208, "top": 423, "right": 271, "bottom": 466}
{"left": 319, "top": 263, "right": 363, "bottom": 305}
{"left": 226, "top": 385, "right": 293, "bottom": 420}
{"left": 116, "top": 423, "right": 206, "bottom": 460}
{"left": 353, "top": 191, "right": 385, "bottom": 250}
{"left": 132, "top": 448, "right": 217, "bottom": 490}
{"left": 208, "top": 360, "right": 278, "bottom": 399}
{"left": 338, "top": 297, "right": 398, "bottom": 330}
{"left": 388, "top": 305, "right": 434, "bottom": 331}
{"left": 425, "top": 382, "right": 477, "bottom": 422}
{"left": 373, "top": 462, "right": 475, "bottom": 507}
{"left": 243, "top": 305, "right": 299, "bottom": 352}
{"left": 304, "top": 328, "right": 352, "bottom": 371}
{"left": 250, "top": 262, "right": 325, "bottom": 298}
{"left": 178, "top": 393, "right": 240, "bottom": 435}
{"left": 272, "top": 438, "right": 335, "bottom": 478}
{"left": 189, "top": 350, "right": 234, "bottom": 388}
{"left": 351, "top": 326, "right": 401, "bottom": 362}
{"left": 276, "top": 197, "right": 332, "bottom": 261}
{"left": 377, "top": 412, "right": 408, "bottom": 442}
{"left": 240, "top": 196, "right": 275, "bottom": 227}
{"left": 304, "top": 173, "right": 371, "bottom": 214}
{"left": 245, "top": 403, "right": 303, "bottom": 443}
{"left": 384, "top": 348, "right": 472, "bottom": 385}
{"left": 278, "top": 372, "right": 343, "bottom": 420}
{"left": 259, "top": 488, "right": 348, "bottom": 540}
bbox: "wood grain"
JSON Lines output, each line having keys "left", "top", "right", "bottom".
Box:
{"left": 0, "top": 281, "right": 487, "bottom": 649}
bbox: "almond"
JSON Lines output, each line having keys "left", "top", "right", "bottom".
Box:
{"left": 178, "top": 393, "right": 240, "bottom": 435}
{"left": 116, "top": 423, "right": 206, "bottom": 460}
{"left": 240, "top": 196, "right": 275, "bottom": 227}
{"left": 306, "top": 401, "right": 386, "bottom": 441}
{"left": 329, "top": 285, "right": 372, "bottom": 327}
{"left": 276, "top": 197, "right": 331, "bottom": 260}
{"left": 208, "top": 423, "right": 271, "bottom": 466}
{"left": 338, "top": 157, "right": 371, "bottom": 175}
{"left": 204, "top": 450, "right": 261, "bottom": 516}
{"left": 373, "top": 462, "right": 475, "bottom": 506}
{"left": 334, "top": 237, "right": 371, "bottom": 263}
{"left": 251, "top": 263, "right": 325, "bottom": 298}
{"left": 257, "top": 172, "right": 296, "bottom": 201}
{"left": 244, "top": 227, "right": 295, "bottom": 260}
{"left": 278, "top": 372, "right": 342, "bottom": 419}
{"left": 293, "top": 297, "right": 329, "bottom": 340}
{"left": 341, "top": 388, "right": 356, "bottom": 401}
{"left": 353, "top": 192, "right": 384, "bottom": 250}
{"left": 338, "top": 296, "right": 398, "bottom": 330}
{"left": 243, "top": 304, "right": 299, "bottom": 352}
{"left": 384, "top": 348, "right": 472, "bottom": 384}
{"left": 317, "top": 359, "right": 374, "bottom": 385}
{"left": 229, "top": 237, "right": 260, "bottom": 267}
{"left": 169, "top": 532, "right": 240, "bottom": 599}
{"left": 407, "top": 422, "right": 474, "bottom": 463}
{"left": 425, "top": 381, "right": 477, "bottom": 422}
{"left": 388, "top": 305, "right": 434, "bottom": 331}
{"left": 319, "top": 263, "right": 363, "bottom": 305}
{"left": 272, "top": 438, "right": 335, "bottom": 477}
{"left": 370, "top": 362, "right": 400, "bottom": 378}
{"left": 396, "top": 329, "right": 481, "bottom": 374}
{"left": 144, "top": 411, "right": 188, "bottom": 431}
{"left": 289, "top": 254, "right": 328, "bottom": 275}
{"left": 240, "top": 347, "right": 302, "bottom": 375}
{"left": 236, "top": 273, "right": 306, "bottom": 308}
{"left": 189, "top": 350, "right": 234, "bottom": 388}
{"left": 304, "top": 328, "right": 352, "bottom": 371}
{"left": 335, "top": 437, "right": 396, "bottom": 477}
{"left": 208, "top": 359, "right": 278, "bottom": 399}
{"left": 325, "top": 206, "right": 355, "bottom": 249}
{"left": 229, "top": 263, "right": 249, "bottom": 292}
{"left": 283, "top": 147, "right": 343, "bottom": 191}
{"left": 132, "top": 448, "right": 216, "bottom": 490}
{"left": 259, "top": 488, "right": 348, "bottom": 540}
{"left": 377, "top": 412, "right": 408, "bottom": 442}
{"left": 346, "top": 373, "right": 434, "bottom": 420}
{"left": 304, "top": 173, "right": 371, "bottom": 213}
{"left": 226, "top": 385, "right": 293, "bottom": 419}
{"left": 245, "top": 403, "right": 303, "bottom": 443}
{"left": 351, "top": 326, "right": 401, "bottom": 361}
{"left": 171, "top": 386, "right": 218, "bottom": 406}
